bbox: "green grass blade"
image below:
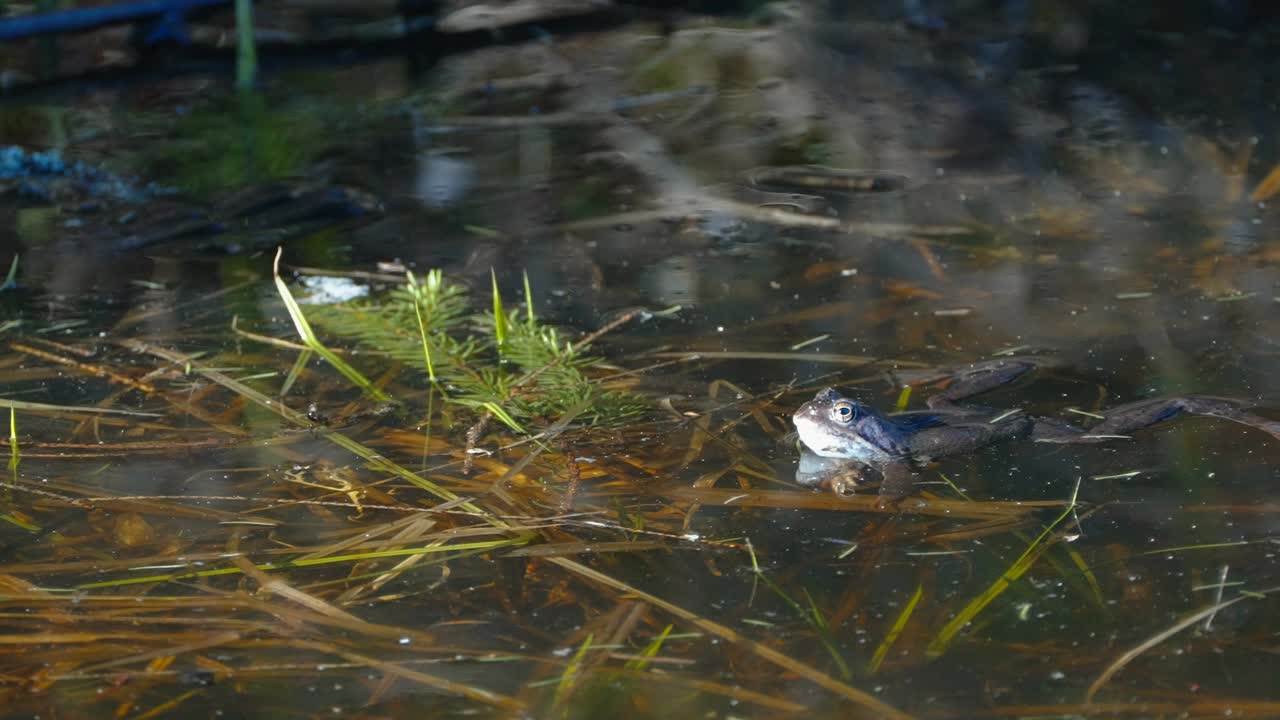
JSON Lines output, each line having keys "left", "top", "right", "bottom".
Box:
{"left": 894, "top": 384, "right": 912, "bottom": 412}
{"left": 491, "top": 268, "right": 507, "bottom": 350}
{"left": 867, "top": 584, "right": 923, "bottom": 674}
{"left": 74, "top": 537, "right": 529, "bottom": 590}
{"left": 7, "top": 406, "right": 18, "bottom": 471}
{"left": 625, "top": 625, "right": 673, "bottom": 672}
{"left": 804, "top": 588, "right": 830, "bottom": 631}
{"left": 803, "top": 588, "right": 851, "bottom": 680}
{"left": 272, "top": 249, "right": 319, "bottom": 343}
{"left": 279, "top": 349, "right": 313, "bottom": 398}
{"left": 759, "top": 577, "right": 850, "bottom": 680}
{"left": 272, "top": 248, "right": 390, "bottom": 402}
{"left": 0, "top": 512, "right": 39, "bottom": 531}
{"left": 523, "top": 269, "right": 535, "bottom": 326}
{"left": 483, "top": 401, "right": 526, "bottom": 434}
{"left": 1065, "top": 545, "right": 1105, "bottom": 607}
{"left": 940, "top": 471, "right": 1101, "bottom": 609}
{"left": 408, "top": 273, "right": 437, "bottom": 382}
{"left": 2, "top": 253, "right": 17, "bottom": 290}
{"left": 553, "top": 633, "right": 592, "bottom": 711}
{"left": 925, "top": 479, "right": 1082, "bottom": 658}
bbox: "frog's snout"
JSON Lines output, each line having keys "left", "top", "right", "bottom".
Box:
{"left": 792, "top": 402, "right": 827, "bottom": 442}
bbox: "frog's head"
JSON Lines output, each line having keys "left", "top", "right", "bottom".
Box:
{"left": 792, "top": 388, "right": 892, "bottom": 461}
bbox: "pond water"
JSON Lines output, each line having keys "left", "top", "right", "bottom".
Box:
{"left": 2, "top": 2, "right": 1280, "bottom": 718}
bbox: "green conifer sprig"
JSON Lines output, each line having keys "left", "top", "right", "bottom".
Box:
{"left": 306, "top": 272, "right": 645, "bottom": 428}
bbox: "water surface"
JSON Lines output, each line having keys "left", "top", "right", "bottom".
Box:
{"left": 2, "top": 3, "right": 1280, "bottom": 718}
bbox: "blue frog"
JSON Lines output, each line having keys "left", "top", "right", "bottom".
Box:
{"left": 792, "top": 358, "right": 1280, "bottom": 495}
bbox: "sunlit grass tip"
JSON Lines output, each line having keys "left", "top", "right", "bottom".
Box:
{"left": 491, "top": 268, "right": 508, "bottom": 351}
{"left": 895, "top": 384, "right": 913, "bottom": 412}
{"left": 1, "top": 253, "right": 17, "bottom": 290}
{"left": 271, "top": 247, "right": 391, "bottom": 402}
{"left": 7, "top": 406, "right": 17, "bottom": 471}
{"left": 407, "top": 271, "right": 437, "bottom": 382}
{"left": 523, "top": 269, "right": 535, "bottom": 325}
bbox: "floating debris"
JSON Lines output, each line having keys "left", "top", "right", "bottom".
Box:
{"left": 1089, "top": 470, "right": 1145, "bottom": 481}
{"left": 988, "top": 408, "right": 1023, "bottom": 424}
{"left": 298, "top": 276, "right": 371, "bottom": 305}
{"left": 437, "top": 0, "right": 610, "bottom": 33}
{"left": 789, "top": 334, "right": 830, "bottom": 350}
{"left": 1214, "top": 292, "right": 1256, "bottom": 302}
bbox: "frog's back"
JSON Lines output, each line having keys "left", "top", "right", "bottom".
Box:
{"left": 904, "top": 415, "right": 1035, "bottom": 462}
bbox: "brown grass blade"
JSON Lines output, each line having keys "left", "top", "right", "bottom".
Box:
{"left": 291, "top": 639, "right": 525, "bottom": 712}
{"left": 120, "top": 340, "right": 506, "bottom": 523}
{"left": 1084, "top": 594, "right": 1247, "bottom": 702}
{"left": 667, "top": 486, "right": 1055, "bottom": 521}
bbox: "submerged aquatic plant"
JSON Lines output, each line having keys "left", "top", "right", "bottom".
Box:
{"left": 304, "top": 269, "right": 646, "bottom": 428}
{"left": 142, "top": 94, "right": 327, "bottom": 195}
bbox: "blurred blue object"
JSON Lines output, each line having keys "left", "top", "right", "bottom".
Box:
{"left": 0, "top": 0, "right": 229, "bottom": 42}
{"left": 1, "top": 145, "right": 170, "bottom": 202}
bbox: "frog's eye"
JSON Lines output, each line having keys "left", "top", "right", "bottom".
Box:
{"left": 831, "top": 400, "right": 858, "bottom": 424}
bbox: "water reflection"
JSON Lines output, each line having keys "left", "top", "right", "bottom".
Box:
{"left": 414, "top": 149, "right": 475, "bottom": 209}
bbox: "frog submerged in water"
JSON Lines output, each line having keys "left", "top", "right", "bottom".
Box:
{"left": 792, "top": 358, "right": 1280, "bottom": 495}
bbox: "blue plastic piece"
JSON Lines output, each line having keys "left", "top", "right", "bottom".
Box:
{"left": 0, "top": 0, "right": 228, "bottom": 42}
{"left": 143, "top": 6, "right": 195, "bottom": 44}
